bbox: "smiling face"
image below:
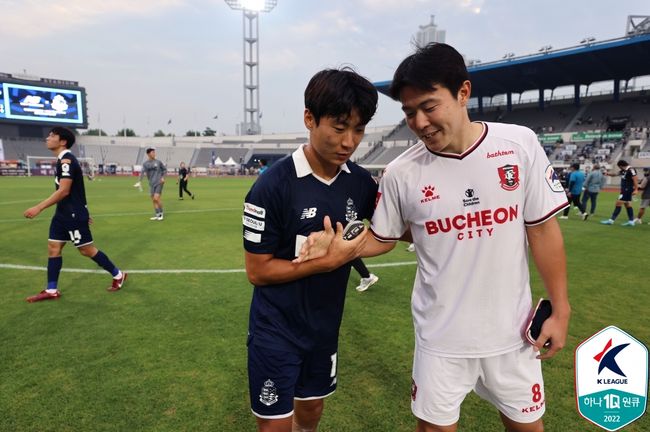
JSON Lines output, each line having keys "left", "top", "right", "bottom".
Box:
{"left": 303, "top": 108, "right": 366, "bottom": 179}
{"left": 400, "top": 81, "right": 472, "bottom": 155}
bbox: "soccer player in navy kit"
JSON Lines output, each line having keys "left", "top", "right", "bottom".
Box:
{"left": 243, "top": 68, "right": 378, "bottom": 432}
{"left": 600, "top": 159, "right": 638, "bottom": 226}
{"left": 24, "top": 127, "right": 127, "bottom": 302}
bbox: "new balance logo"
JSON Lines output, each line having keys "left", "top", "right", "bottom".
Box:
{"left": 300, "top": 207, "right": 317, "bottom": 219}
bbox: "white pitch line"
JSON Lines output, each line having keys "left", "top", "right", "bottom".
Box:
{"left": 0, "top": 261, "right": 417, "bottom": 275}
{"left": 0, "top": 207, "right": 242, "bottom": 224}
{"left": 0, "top": 199, "right": 44, "bottom": 206}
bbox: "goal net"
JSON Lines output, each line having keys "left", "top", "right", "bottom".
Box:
{"left": 26, "top": 155, "right": 96, "bottom": 178}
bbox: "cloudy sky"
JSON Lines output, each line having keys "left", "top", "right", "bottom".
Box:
{"left": 2, "top": 0, "right": 647, "bottom": 136}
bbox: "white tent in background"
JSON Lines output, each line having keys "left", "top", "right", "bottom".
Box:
{"left": 224, "top": 157, "right": 238, "bottom": 166}
{"left": 214, "top": 156, "right": 224, "bottom": 165}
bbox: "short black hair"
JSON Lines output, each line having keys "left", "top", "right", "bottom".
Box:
{"left": 571, "top": 163, "right": 580, "bottom": 170}
{"left": 304, "top": 67, "right": 378, "bottom": 126}
{"left": 146, "top": 147, "right": 156, "bottom": 154}
{"left": 389, "top": 43, "right": 469, "bottom": 101}
{"left": 617, "top": 159, "right": 629, "bottom": 168}
{"left": 49, "top": 127, "right": 76, "bottom": 148}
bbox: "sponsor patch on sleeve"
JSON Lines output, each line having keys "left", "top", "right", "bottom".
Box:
{"left": 61, "top": 162, "right": 71, "bottom": 177}
{"left": 545, "top": 165, "right": 565, "bottom": 193}
{"left": 244, "top": 202, "right": 266, "bottom": 218}
{"left": 243, "top": 215, "right": 265, "bottom": 231}
{"left": 244, "top": 230, "right": 262, "bottom": 243}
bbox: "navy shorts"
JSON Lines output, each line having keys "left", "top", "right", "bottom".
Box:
{"left": 248, "top": 339, "right": 338, "bottom": 419}
{"left": 618, "top": 191, "right": 633, "bottom": 202}
{"left": 49, "top": 217, "right": 93, "bottom": 247}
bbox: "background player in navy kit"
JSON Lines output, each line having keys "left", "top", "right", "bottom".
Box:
{"left": 600, "top": 159, "right": 638, "bottom": 226}
{"left": 134, "top": 147, "right": 167, "bottom": 220}
{"left": 23, "top": 127, "right": 127, "bottom": 302}
{"left": 297, "top": 43, "right": 570, "bottom": 432}
{"left": 242, "top": 68, "right": 378, "bottom": 432}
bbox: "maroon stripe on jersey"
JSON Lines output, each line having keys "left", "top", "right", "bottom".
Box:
{"left": 426, "top": 122, "right": 488, "bottom": 160}
{"left": 369, "top": 228, "right": 401, "bottom": 242}
{"left": 525, "top": 202, "right": 570, "bottom": 226}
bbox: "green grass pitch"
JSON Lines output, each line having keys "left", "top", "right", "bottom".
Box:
{"left": 0, "top": 175, "right": 648, "bottom": 431}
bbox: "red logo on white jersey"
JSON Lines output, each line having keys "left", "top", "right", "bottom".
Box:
{"left": 375, "top": 191, "right": 382, "bottom": 209}
{"left": 498, "top": 164, "right": 520, "bottom": 191}
{"left": 420, "top": 185, "right": 441, "bottom": 203}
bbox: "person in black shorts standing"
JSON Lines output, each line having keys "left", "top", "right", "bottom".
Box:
{"left": 600, "top": 159, "right": 638, "bottom": 226}
{"left": 177, "top": 162, "right": 194, "bottom": 200}
{"left": 23, "top": 127, "right": 127, "bottom": 302}
{"left": 243, "top": 68, "right": 378, "bottom": 432}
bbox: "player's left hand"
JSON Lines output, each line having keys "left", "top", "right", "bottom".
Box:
{"left": 533, "top": 311, "right": 570, "bottom": 360}
{"left": 89, "top": 217, "right": 94, "bottom": 225}
{"left": 23, "top": 206, "right": 41, "bottom": 219}
{"left": 292, "top": 216, "right": 335, "bottom": 263}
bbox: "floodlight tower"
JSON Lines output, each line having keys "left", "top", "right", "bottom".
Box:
{"left": 225, "top": 0, "right": 277, "bottom": 135}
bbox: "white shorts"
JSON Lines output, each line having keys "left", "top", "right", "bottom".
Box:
{"left": 411, "top": 345, "right": 545, "bottom": 426}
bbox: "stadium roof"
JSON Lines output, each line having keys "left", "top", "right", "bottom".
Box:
{"left": 374, "top": 33, "right": 650, "bottom": 99}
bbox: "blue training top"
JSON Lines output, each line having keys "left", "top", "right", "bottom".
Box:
{"left": 568, "top": 170, "right": 585, "bottom": 195}
{"left": 243, "top": 148, "right": 377, "bottom": 353}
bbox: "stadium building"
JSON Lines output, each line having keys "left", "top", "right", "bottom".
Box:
{"left": 1, "top": 17, "right": 649, "bottom": 181}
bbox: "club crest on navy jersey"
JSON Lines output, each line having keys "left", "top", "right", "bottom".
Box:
{"left": 498, "top": 164, "right": 520, "bottom": 191}
{"left": 345, "top": 198, "right": 358, "bottom": 222}
{"left": 259, "top": 379, "right": 279, "bottom": 406}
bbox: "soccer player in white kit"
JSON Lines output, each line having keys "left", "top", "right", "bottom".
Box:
{"left": 296, "top": 43, "right": 571, "bottom": 432}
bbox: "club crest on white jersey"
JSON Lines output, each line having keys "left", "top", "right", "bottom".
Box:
{"left": 498, "top": 164, "right": 520, "bottom": 191}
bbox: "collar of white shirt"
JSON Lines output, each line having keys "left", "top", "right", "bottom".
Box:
{"left": 292, "top": 144, "right": 350, "bottom": 185}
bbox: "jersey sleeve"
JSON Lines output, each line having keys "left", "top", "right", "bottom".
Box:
{"left": 58, "top": 158, "right": 73, "bottom": 179}
{"left": 359, "top": 174, "right": 379, "bottom": 221}
{"left": 522, "top": 131, "right": 569, "bottom": 225}
{"left": 243, "top": 175, "right": 285, "bottom": 254}
{"left": 370, "top": 170, "right": 406, "bottom": 241}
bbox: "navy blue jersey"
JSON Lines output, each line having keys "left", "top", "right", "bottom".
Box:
{"left": 620, "top": 167, "right": 637, "bottom": 193}
{"left": 243, "top": 149, "right": 378, "bottom": 353}
{"left": 54, "top": 150, "right": 89, "bottom": 221}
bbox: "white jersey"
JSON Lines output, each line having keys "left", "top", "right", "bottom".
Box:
{"left": 371, "top": 122, "right": 568, "bottom": 357}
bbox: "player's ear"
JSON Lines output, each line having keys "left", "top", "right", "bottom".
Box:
{"left": 458, "top": 80, "right": 471, "bottom": 106}
{"left": 304, "top": 109, "right": 315, "bottom": 130}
